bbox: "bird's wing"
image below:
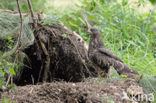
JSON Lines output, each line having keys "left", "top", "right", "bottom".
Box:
{"left": 89, "top": 50, "right": 111, "bottom": 74}
{"left": 98, "top": 48, "right": 123, "bottom": 62}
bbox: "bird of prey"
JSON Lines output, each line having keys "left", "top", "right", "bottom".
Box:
{"left": 88, "top": 27, "right": 139, "bottom": 77}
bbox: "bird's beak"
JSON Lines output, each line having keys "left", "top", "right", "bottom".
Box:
{"left": 87, "top": 29, "right": 92, "bottom": 35}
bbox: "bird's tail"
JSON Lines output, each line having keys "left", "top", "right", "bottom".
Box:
{"left": 113, "top": 61, "right": 139, "bottom": 76}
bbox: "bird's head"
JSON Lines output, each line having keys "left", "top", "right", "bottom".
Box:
{"left": 89, "top": 27, "right": 100, "bottom": 37}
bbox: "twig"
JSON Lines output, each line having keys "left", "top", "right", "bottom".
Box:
{"left": 26, "top": 0, "right": 50, "bottom": 82}
{"left": 83, "top": 15, "right": 91, "bottom": 31}
{"left": 38, "top": 32, "right": 50, "bottom": 82}
{"left": 26, "top": 0, "right": 41, "bottom": 62}
{"left": 13, "top": 0, "right": 23, "bottom": 54}
{"left": 6, "top": 0, "right": 23, "bottom": 86}
{"left": 6, "top": 54, "right": 19, "bottom": 86}
{"left": 27, "top": 0, "right": 37, "bottom": 28}
{"left": 5, "top": 75, "right": 11, "bottom": 86}
{"left": 16, "top": 0, "right": 23, "bottom": 47}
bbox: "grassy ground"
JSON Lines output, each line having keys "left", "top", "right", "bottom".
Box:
{"left": 46, "top": 0, "right": 156, "bottom": 75}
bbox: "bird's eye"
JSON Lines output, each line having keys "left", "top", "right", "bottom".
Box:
{"left": 77, "top": 38, "right": 81, "bottom": 41}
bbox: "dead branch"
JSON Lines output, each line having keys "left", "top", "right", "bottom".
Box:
{"left": 83, "top": 15, "right": 91, "bottom": 31}
{"left": 27, "top": 0, "right": 37, "bottom": 28}
{"left": 16, "top": 0, "right": 23, "bottom": 51}
{"left": 26, "top": 0, "right": 51, "bottom": 82}
{"left": 38, "top": 32, "right": 50, "bottom": 81}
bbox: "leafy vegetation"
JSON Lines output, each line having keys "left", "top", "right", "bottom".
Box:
{"left": 149, "top": 0, "right": 156, "bottom": 4}
{"left": 0, "top": 35, "right": 16, "bottom": 87}
{"left": 0, "top": 59, "right": 16, "bottom": 87}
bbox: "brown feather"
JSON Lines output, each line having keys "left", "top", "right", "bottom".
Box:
{"left": 98, "top": 48, "right": 123, "bottom": 62}
{"left": 88, "top": 27, "right": 138, "bottom": 76}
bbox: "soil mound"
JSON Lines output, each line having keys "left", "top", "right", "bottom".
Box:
{"left": 15, "top": 23, "right": 97, "bottom": 85}
{"left": 1, "top": 78, "right": 144, "bottom": 103}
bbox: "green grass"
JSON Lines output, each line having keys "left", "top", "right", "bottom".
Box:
{"left": 54, "top": 0, "right": 156, "bottom": 75}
